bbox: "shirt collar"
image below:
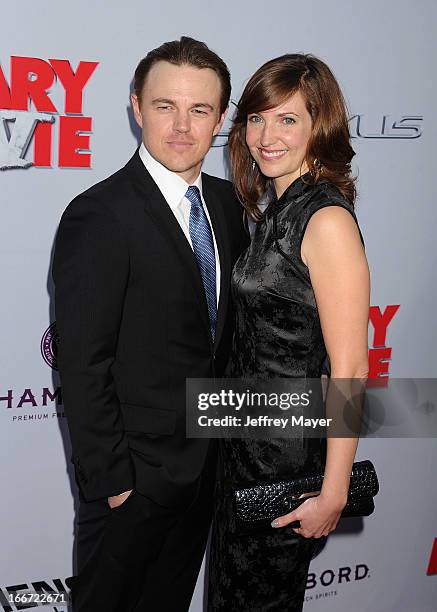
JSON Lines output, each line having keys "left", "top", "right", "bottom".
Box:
{"left": 139, "top": 142, "right": 203, "bottom": 210}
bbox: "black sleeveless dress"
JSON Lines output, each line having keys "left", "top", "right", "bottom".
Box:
{"left": 207, "top": 175, "right": 363, "bottom": 612}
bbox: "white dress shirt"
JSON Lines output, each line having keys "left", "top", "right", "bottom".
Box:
{"left": 139, "top": 143, "right": 221, "bottom": 306}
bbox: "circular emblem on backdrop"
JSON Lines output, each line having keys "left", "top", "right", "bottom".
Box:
{"left": 41, "top": 322, "right": 59, "bottom": 370}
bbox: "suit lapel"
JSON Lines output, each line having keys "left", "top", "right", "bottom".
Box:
{"left": 202, "top": 174, "right": 232, "bottom": 351}
{"left": 126, "top": 151, "right": 212, "bottom": 344}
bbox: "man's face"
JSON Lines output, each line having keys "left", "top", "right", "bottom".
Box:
{"left": 131, "top": 61, "right": 226, "bottom": 183}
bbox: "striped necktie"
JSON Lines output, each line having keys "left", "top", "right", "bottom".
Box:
{"left": 185, "top": 186, "right": 217, "bottom": 339}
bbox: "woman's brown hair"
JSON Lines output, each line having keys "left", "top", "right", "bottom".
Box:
{"left": 229, "top": 54, "right": 356, "bottom": 220}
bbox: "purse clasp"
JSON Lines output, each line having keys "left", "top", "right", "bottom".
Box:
{"left": 291, "top": 490, "right": 320, "bottom": 500}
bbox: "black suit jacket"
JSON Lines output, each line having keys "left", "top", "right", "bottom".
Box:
{"left": 52, "top": 150, "right": 249, "bottom": 506}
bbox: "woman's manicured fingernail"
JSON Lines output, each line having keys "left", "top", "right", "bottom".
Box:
{"left": 271, "top": 520, "right": 279, "bottom": 528}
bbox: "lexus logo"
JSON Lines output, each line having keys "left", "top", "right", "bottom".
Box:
{"left": 349, "top": 114, "right": 423, "bottom": 139}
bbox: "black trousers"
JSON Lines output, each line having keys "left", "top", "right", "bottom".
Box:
{"left": 68, "top": 450, "right": 215, "bottom": 612}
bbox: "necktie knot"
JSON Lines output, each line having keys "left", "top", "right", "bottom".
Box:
{"left": 185, "top": 186, "right": 203, "bottom": 208}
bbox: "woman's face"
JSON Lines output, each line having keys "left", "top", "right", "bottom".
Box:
{"left": 245, "top": 90, "right": 313, "bottom": 197}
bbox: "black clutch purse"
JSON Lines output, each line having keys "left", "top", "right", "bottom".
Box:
{"left": 233, "top": 459, "right": 379, "bottom": 534}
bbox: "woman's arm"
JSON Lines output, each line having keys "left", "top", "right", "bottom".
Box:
{"left": 303, "top": 205, "right": 370, "bottom": 504}
{"left": 271, "top": 205, "right": 370, "bottom": 537}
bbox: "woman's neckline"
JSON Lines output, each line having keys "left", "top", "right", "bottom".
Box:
{"left": 275, "top": 171, "right": 312, "bottom": 204}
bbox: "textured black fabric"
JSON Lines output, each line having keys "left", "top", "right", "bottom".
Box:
{"left": 228, "top": 174, "right": 363, "bottom": 381}
{"left": 208, "top": 175, "right": 363, "bottom": 611}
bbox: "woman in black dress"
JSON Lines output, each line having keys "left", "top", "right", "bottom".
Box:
{"left": 208, "top": 54, "right": 370, "bottom": 611}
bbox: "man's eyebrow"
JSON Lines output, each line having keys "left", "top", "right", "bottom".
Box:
{"left": 152, "top": 98, "right": 176, "bottom": 105}
{"left": 192, "top": 102, "right": 215, "bottom": 111}
{"left": 151, "top": 98, "right": 215, "bottom": 111}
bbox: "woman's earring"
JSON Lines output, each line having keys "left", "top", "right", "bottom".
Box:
{"left": 252, "top": 160, "right": 256, "bottom": 170}
{"left": 310, "top": 158, "right": 322, "bottom": 178}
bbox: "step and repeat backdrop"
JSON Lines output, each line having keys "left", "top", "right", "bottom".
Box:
{"left": 1, "top": 1, "right": 436, "bottom": 611}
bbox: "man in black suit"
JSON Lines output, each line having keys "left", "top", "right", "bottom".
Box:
{"left": 53, "top": 36, "right": 248, "bottom": 611}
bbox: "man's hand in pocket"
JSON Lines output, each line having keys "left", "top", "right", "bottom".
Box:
{"left": 108, "top": 489, "right": 133, "bottom": 509}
